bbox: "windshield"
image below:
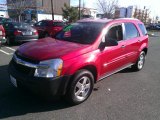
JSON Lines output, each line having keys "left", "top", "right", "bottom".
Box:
{"left": 55, "top": 22, "right": 106, "bottom": 44}
{"left": 13, "top": 23, "right": 31, "bottom": 29}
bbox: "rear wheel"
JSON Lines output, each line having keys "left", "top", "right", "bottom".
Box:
{"left": 6, "top": 37, "right": 12, "bottom": 46}
{"left": 66, "top": 69, "right": 94, "bottom": 105}
{"left": 132, "top": 51, "right": 146, "bottom": 71}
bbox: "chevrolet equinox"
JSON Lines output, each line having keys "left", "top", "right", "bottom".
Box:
{"left": 8, "top": 18, "right": 149, "bottom": 105}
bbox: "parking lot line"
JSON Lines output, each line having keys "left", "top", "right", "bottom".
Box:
{"left": 5, "top": 47, "right": 16, "bottom": 51}
{"left": 0, "top": 49, "right": 13, "bottom": 55}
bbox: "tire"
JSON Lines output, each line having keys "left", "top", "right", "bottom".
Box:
{"left": 132, "top": 51, "right": 146, "bottom": 71}
{"left": 44, "top": 33, "right": 49, "bottom": 38}
{"left": 6, "top": 37, "right": 12, "bottom": 46}
{"left": 66, "top": 69, "right": 94, "bottom": 105}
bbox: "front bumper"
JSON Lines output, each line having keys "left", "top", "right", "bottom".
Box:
{"left": 8, "top": 61, "right": 71, "bottom": 97}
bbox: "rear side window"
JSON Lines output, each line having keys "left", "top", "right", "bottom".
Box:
{"left": 124, "top": 23, "right": 139, "bottom": 39}
{"left": 53, "top": 22, "right": 65, "bottom": 27}
{"left": 36, "top": 21, "right": 48, "bottom": 27}
{"left": 106, "top": 24, "right": 123, "bottom": 41}
{"left": 138, "top": 23, "right": 147, "bottom": 36}
{"left": 3, "top": 23, "right": 13, "bottom": 29}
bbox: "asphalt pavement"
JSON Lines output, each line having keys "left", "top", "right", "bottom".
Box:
{"left": 0, "top": 34, "right": 160, "bottom": 120}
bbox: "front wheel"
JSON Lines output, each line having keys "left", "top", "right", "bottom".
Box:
{"left": 132, "top": 51, "right": 146, "bottom": 71}
{"left": 66, "top": 69, "right": 94, "bottom": 105}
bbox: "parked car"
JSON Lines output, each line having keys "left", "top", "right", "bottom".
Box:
{"left": 8, "top": 18, "right": 148, "bottom": 105}
{"left": 33, "top": 20, "right": 65, "bottom": 38}
{"left": 0, "top": 24, "right": 6, "bottom": 47}
{"left": 146, "top": 24, "right": 160, "bottom": 30}
{"left": 3, "top": 22, "right": 38, "bottom": 45}
{"left": 24, "top": 20, "right": 36, "bottom": 26}
{"left": 0, "top": 17, "right": 12, "bottom": 24}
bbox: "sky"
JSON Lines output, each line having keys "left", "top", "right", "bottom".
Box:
{"left": 0, "top": 0, "right": 159, "bottom": 18}
{"left": 70, "top": 0, "right": 160, "bottom": 18}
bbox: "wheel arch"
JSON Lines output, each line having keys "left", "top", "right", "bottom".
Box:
{"left": 67, "top": 64, "right": 98, "bottom": 91}
{"left": 78, "top": 65, "right": 98, "bottom": 83}
{"left": 142, "top": 47, "right": 148, "bottom": 55}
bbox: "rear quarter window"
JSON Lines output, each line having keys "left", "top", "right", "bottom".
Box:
{"left": 138, "top": 23, "right": 147, "bottom": 36}
{"left": 53, "top": 22, "right": 65, "bottom": 27}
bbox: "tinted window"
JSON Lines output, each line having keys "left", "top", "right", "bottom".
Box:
{"left": 53, "top": 22, "right": 65, "bottom": 27}
{"left": 13, "top": 23, "right": 30, "bottom": 29}
{"left": 55, "top": 22, "right": 106, "bottom": 44}
{"left": 106, "top": 25, "right": 123, "bottom": 41}
{"left": 3, "top": 23, "right": 13, "bottom": 29}
{"left": 36, "top": 21, "right": 42, "bottom": 26}
{"left": 36, "top": 21, "right": 48, "bottom": 27}
{"left": 138, "top": 24, "right": 147, "bottom": 36}
{"left": 125, "top": 23, "right": 139, "bottom": 39}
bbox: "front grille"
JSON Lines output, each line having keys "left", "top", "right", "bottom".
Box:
{"left": 11, "top": 52, "right": 39, "bottom": 76}
{"left": 12, "top": 59, "right": 35, "bottom": 75}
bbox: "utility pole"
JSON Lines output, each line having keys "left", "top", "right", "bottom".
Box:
{"left": 79, "top": 0, "right": 81, "bottom": 19}
{"left": 51, "top": 0, "right": 54, "bottom": 20}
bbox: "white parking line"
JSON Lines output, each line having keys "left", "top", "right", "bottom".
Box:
{"left": 0, "top": 49, "right": 13, "bottom": 55}
{"left": 5, "top": 47, "right": 16, "bottom": 51}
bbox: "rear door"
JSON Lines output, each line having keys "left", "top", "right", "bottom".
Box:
{"left": 123, "top": 22, "right": 141, "bottom": 63}
{"left": 100, "top": 23, "right": 127, "bottom": 78}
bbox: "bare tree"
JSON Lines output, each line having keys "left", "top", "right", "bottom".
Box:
{"left": 97, "top": 0, "right": 118, "bottom": 18}
{"left": 133, "top": 6, "right": 151, "bottom": 24}
{"left": 7, "top": 0, "right": 36, "bottom": 21}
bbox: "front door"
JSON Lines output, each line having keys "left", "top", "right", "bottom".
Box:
{"left": 100, "top": 24, "right": 127, "bottom": 78}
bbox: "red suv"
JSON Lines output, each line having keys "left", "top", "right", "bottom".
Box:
{"left": 8, "top": 18, "right": 148, "bottom": 105}
{"left": 33, "top": 20, "right": 65, "bottom": 38}
{"left": 0, "top": 24, "right": 6, "bottom": 47}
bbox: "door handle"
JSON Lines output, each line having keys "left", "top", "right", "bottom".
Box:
{"left": 121, "top": 45, "right": 125, "bottom": 48}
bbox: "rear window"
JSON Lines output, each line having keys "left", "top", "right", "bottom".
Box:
{"left": 13, "top": 23, "right": 31, "bottom": 29}
{"left": 53, "top": 22, "right": 65, "bottom": 27}
{"left": 138, "top": 23, "right": 147, "bottom": 36}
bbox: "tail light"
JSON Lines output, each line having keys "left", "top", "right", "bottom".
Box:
{"left": 14, "top": 30, "right": 22, "bottom": 36}
{"left": 33, "top": 30, "right": 38, "bottom": 35}
{"left": 0, "top": 29, "right": 5, "bottom": 37}
{"left": 2, "top": 31, "right": 5, "bottom": 37}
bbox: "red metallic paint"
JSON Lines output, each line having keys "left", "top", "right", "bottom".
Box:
{"left": 17, "top": 18, "right": 149, "bottom": 82}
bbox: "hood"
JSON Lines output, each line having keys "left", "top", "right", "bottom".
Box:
{"left": 17, "top": 37, "right": 92, "bottom": 61}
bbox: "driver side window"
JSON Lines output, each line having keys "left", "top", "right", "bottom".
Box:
{"left": 106, "top": 24, "right": 123, "bottom": 41}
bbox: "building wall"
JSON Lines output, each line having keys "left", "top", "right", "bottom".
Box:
{"left": 7, "top": 0, "right": 70, "bottom": 15}
{"left": 114, "top": 7, "right": 127, "bottom": 18}
{"left": 0, "top": 11, "right": 9, "bottom": 18}
{"left": 36, "top": 0, "right": 70, "bottom": 15}
{"left": 126, "top": 6, "right": 135, "bottom": 18}
{"left": 114, "top": 6, "right": 150, "bottom": 24}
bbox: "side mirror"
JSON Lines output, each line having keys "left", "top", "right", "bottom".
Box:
{"left": 105, "top": 38, "right": 118, "bottom": 46}
{"left": 99, "top": 37, "right": 118, "bottom": 51}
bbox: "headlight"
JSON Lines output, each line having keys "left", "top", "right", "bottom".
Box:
{"left": 34, "top": 59, "right": 63, "bottom": 78}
